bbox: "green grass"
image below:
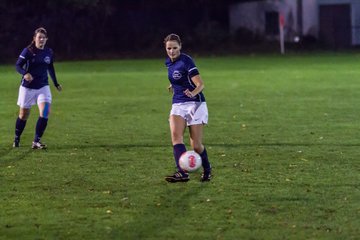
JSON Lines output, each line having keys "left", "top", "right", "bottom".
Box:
{"left": 1, "top": 53, "right": 359, "bottom": 239}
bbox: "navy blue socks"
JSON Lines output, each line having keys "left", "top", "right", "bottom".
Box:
{"left": 173, "top": 143, "right": 187, "bottom": 174}
{"left": 200, "top": 147, "right": 211, "bottom": 172}
{"left": 15, "top": 117, "right": 27, "bottom": 140}
{"left": 34, "top": 117, "right": 48, "bottom": 142}
{"left": 173, "top": 144, "right": 211, "bottom": 174}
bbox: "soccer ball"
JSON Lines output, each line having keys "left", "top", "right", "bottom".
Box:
{"left": 179, "top": 150, "right": 202, "bottom": 172}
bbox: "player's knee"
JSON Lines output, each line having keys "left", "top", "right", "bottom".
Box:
{"left": 19, "top": 110, "right": 30, "bottom": 120}
{"left": 19, "top": 114, "right": 28, "bottom": 120}
{"left": 41, "top": 103, "right": 51, "bottom": 118}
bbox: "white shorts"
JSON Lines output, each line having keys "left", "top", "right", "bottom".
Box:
{"left": 170, "top": 101, "right": 208, "bottom": 126}
{"left": 17, "top": 85, "right": 52, "bottom": 109}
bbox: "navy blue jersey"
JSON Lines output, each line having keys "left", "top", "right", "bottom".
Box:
{"left": 15, "top": 47, "right": 59, "bottom": 89}
{"left": 165, "top": 53, "right": 205, "bottom": 104}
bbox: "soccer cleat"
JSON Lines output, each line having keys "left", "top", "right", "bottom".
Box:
{"left": 32, "top": 141, "right": 47, "bottom": 149}
{"left": 200, "top": 170, "right": 212, "bottom": 182}
{"left": 13, "top": 139, "right": 20, "bottom": 148}
{"left": 165, "top": 171, "right": 189, "bottom": 183}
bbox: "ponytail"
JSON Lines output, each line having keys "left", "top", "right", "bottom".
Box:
{"left": 27, "top": 41, "right": 36, "bottom": 54}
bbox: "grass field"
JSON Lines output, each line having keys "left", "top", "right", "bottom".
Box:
{"left": 1, "top": 53, "right": 359, "bottom": 239}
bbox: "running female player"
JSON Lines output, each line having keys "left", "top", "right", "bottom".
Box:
{"left": 163, "top": 33, "right": 212, "bottom": 183}
{"left": 13, "top": 27, "right": 62, "bottom": 149}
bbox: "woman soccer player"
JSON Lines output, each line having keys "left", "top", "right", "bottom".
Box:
{"left": 163, "top": 33, "right": 212, "bottom": 183}
{"left": 13, "top": 27, "right": 62, "bottom": 149}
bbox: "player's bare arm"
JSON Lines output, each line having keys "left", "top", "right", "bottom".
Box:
{"left": 184, "top": 75, "right": 204, "bottom": 98}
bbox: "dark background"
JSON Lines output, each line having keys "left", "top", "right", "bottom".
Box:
{"left": 0, "top": 0, "right": 273, "bottom": 62}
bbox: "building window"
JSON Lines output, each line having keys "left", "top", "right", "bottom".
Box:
{"left": 265, "top": 11, "right": 279, "bottom": 35}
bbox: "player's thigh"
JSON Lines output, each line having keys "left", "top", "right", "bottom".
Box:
{"left": 169, "top": 115, "right": 186, "bottom": 143}
{"left": 37, "top": 86, "right": 52, "bottom": 118}
{"left": 189, "top": 124, "right": 204, "bottom": 152}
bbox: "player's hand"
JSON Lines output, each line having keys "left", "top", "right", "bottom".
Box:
{"left": 168, "top": 84, "right": 173, "bottom": 93}
{"left": 56, "top": 84, "right": 62, "bottom": 92}
{"left": 184, "top": 89, "right": 195, "bottom": 98}
{"left": 24, "top": 73, "right": 33, "bottom": 82}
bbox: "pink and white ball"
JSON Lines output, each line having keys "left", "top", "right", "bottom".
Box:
{"left": 179, "top": 151, "right": 202, "bottom": 172}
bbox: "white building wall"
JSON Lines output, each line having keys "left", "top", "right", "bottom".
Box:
{"left": 318, "top": 0, "right": 354, "bottom": 4}
{"left": 302, "top": 0, "right": 317, "bottom": 37}
{"left": 229, "top": 0, "right": 299, "bottom": 41}
{"left": 280, "top": 0, "right": 298, "bottom": 40}
{"left": 229, "top": 2, "right": 263, "bottom": 34}
{"left": 352, "top": 2, "right": 360, "bottom": 45}
{"left": 229, "top": 0, "right": 360, "bottom": 45}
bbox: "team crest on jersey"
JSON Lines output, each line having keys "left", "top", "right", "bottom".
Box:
{"left": 172, "top": 71, "right": 182, "bottom": 80}
{"left": 44, "top": 56, "right": 51, "bottom": 64}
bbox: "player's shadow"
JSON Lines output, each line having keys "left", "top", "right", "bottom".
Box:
{"left": 114, "top": 183, "right": 209, "bottom": 239}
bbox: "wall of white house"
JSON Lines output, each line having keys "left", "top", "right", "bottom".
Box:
{"left": 302, "top": 0, "right": 317, "bottom": 38}
{"left": 229, "top": 0, "right": 305, "bottom": 41}
{"left": 353, "top": 3, "right": 360, "bottom": 45}
{"left": 229, "top": 2, "right": 261, "bottom": 34}
{"left": 229, "top": 0, "right": 360, "bottom": 45}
